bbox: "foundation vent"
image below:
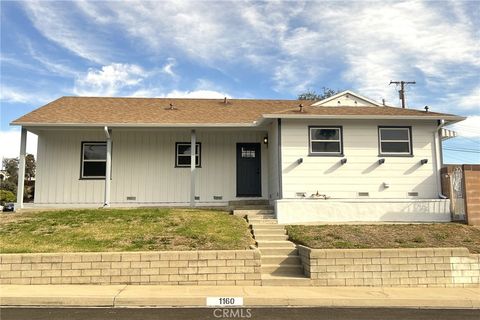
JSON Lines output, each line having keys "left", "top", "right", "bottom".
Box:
{"left": 195, "top": 196, "right": 200, "bottom": 200}
{"left": 358, "top": 192, "right": 369, "bottom": 197}
{"left": 126, "top": 196, "right": 136, "bottom": 201}
{"left": 213, "top": 195, "right": 223, "bottom": 200}
{"left": 408, "top": 192, "right": 419, "bottom": 197}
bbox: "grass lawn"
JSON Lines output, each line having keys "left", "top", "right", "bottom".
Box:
{"left": 0, "top": 208, "right": 254, "bottom": 253}
{"left": 286, "top": 224, "right": 480, "bottom": 253}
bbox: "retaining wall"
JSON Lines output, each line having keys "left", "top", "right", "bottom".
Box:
{"left": 298, "top": 246, "right": 480, "bottom": 287}
{"left": 0, "top": 250, "right": 261, "bottom": 285}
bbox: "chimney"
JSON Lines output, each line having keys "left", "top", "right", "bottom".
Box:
{"left": 223, "top": 97, "right": 228, "bottom": 104}
{"left": 299, "top": 104, "right": 304, "bottom": 112}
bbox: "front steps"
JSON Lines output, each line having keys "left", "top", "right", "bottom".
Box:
{"left": 243, "top": 210, "right": 311, "bottom": 286}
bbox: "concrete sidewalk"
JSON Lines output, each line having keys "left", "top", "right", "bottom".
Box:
{"left": 0, "top": 285, "right": 479, "bottom": 309}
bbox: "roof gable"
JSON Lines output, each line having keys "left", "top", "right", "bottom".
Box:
{"left": 311, "top": 90, "right": 383, "bottom": 107}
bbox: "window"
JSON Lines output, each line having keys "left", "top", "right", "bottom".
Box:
{"left": 175, "top": 142, "right": 201, "bottom": 167}
{"left": 378, "top": 127, "right": 412, "bottom": 156}
{"left": 81, "top": 142, "right": 107, "bottom": 178}
{"left": 309, "top": 126, "right": 343, "bottom": 156}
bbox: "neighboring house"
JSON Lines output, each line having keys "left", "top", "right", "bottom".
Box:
{"left": 11, "top": 91, "right": 465, "bottom": 223}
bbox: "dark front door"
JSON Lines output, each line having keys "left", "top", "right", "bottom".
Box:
{"left": 236, "top": 143, "right": 261, "bottom": 197}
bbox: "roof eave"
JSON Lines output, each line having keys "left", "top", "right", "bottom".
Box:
{"left": 10, "top": 122, "right": 260, "bottom": 128}
{"left": 262, "top": 114, "right": 466, "bottom": 121}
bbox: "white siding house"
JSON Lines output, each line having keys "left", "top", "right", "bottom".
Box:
{"left": 12, "top": 91, "right": 465, "bottom": 223}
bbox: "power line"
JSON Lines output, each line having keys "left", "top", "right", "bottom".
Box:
{"left": 444, "top": 147, "right": 480, "bottom": 154}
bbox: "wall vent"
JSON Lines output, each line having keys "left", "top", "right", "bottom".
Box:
{"left": 213, "top": 196, "right": 223, "bottom": 200}
{"left": 126, "top": 196, "right": 136, "bottom": 201}
{"left": 358, "top": 192, "right": 369, "bottom": 197}
{"left": 408, "top": 192, "right": 419, "bottom": 197}
{"left": 195, "top": 196, "right": 200, "bottom": 200}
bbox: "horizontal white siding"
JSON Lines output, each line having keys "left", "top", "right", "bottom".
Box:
{"left": 35, "top": 129, "right": 268, "bottom": 204}
{"left": 280, "top": 119, "right": 439, "bottom": 199}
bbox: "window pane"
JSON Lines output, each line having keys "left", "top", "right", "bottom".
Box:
{"left": 177, "top": 144, "right": 200, "bottom": 155}
{"left": 312, "top": 142, "right": 340, "bottom": 153}
{"left": 83, "top": 162, "right": 106, "bottom": 177}
{"left": 381, "top": 129, "right": 409, "bottom": 141}
{"left": 177, "top": 155, "right": 200, "bottom": 166}
{"left": 83, "top": 144, "right": 106, "bottom": 160}
{"left": 311, "top": 128, "right": 339, "bottom": 141}
{"left": 177, "top": 156, "right": 191, "bottom": 166}
{"left": 178, "top": 145, "right": 191, "bottom": 155}
{"left": 381, "top": 142, "right": 410, "bottom": 153}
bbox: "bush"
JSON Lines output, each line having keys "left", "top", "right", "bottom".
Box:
{"left": 0, "top": 189, "right": 16, "bottom": 205}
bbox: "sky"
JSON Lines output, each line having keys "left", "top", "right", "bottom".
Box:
{"left": 0, "top": 0, "right": 479, "bottom": 164}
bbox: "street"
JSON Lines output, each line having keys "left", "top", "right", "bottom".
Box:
{"left": 1, "top": 307, "right": 477, "bottom": 320}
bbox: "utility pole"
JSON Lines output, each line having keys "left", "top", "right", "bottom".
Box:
{"left": 389, "top": 80, "right": 415, "bottom": 108}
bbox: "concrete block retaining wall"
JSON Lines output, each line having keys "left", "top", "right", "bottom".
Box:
{"left": 298, "top": 246, "right": 480, "bottom": 287}
{"left": 0, "top": 250, "right": 261, "bottom": 286}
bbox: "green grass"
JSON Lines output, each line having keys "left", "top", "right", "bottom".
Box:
{"left": 286, "top": 224, "right": 480, "bottom": 253}
{"left": 0, "top": 208, "right": 255, "bottom": 253}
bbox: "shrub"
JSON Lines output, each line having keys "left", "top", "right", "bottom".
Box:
{"left": 0, "top": 189, "right": 16, "bottom": 205}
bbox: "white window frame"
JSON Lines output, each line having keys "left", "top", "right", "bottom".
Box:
{"left": 81, "top": 142, "right": 107, "bottom": 179}
{"left": 308, "top": 126, "right": 343, "bottom": 156}
{"left": 378, "top": 127, "right": 412, "bottom": 156}
{"left": 175, "top": 142, "right": 201, "bottom": 168}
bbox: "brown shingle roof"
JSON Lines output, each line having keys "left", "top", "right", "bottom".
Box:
{"left": 11, "top": 96, "right": 463, "bottom": 126}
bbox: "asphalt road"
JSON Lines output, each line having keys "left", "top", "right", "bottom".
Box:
{"left": 1, "top": 307, "right": 478, "bottom": 320}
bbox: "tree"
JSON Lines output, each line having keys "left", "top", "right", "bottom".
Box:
{"left": 298, "top": 87, "right": 340, "bottom": 101}
{"left": 1, "top": 154, "right": 36, "bottom": 200}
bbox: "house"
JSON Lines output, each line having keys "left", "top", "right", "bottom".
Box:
{"left": 11, "top": 91, "right": 465, "bottom": 223}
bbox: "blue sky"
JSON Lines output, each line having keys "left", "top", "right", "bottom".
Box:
{"left": 1, "top": 0, "right": 479, "bottom": 163}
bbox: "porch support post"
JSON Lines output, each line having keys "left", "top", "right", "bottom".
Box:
{"left": 104, "top": 126, "right": 112, "bottom": 207}
{"left": 190, "top": 129, "right": 196, "bottom": 207}
{"left": 16, "top": 127, "right": 27, "bottom": 210}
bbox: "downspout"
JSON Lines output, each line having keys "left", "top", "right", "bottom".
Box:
{"left": 434, "top": 119, "right": 447, "bottom": 199}
{"left": 103, "top": 126, "right": 112, "bottom": 208}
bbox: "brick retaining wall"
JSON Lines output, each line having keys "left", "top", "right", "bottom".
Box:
{"left": 298, "top": 246, "right": 480, "bottom": 287}
{"left": 0, "top": 250, "right": 261, "bottom": 285}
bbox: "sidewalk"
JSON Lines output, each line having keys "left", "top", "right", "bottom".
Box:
{"left": 1, "top": 285, "right": 479, "bottom": 308}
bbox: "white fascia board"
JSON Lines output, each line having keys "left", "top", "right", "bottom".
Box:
{"left": 311, "top": 90, "right": 384, "bottom": 107}
{"left": 262, "top": 114, "right": 466, "bottom": 122}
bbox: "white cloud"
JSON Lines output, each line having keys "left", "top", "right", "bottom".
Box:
{"left": 22, "top": 1, "right": 109, "bottom": 64}
{"left": 447, "top": 115, "right": 480, "bottom": 138}
{"left": 162, "top": 57, "right": 178, "bottom": 78}
{"left": 165, "top": 90, "right": 230, "bottom": 99}
{"left": 73, "top": 63, "right": 146, "bottom": 96}
{"left": 0, "top": 130, "right": 38, "bottom": 161}
{"left": 0, "top": 86, "right": 52, "bottom": 104}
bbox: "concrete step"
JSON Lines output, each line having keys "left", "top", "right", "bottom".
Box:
{"left": 254, "top": 235, "right": 288, "bottom": 241}
{"left": 247, "top": 214, "right": 277, "bottom": 222}
{"left": 261, "top": 255, "right": 301, "bottom": 265}
{"left": 229, "top": 200, "right": 270, "bottom": 206}
{"left": 233, "top": 210, "right": 274, "bottom": 216}
{"left": 259, "top": 247, "right": 298, "bottom": 256}
{"left": 261, "top": 264, "right": 304, "bottom": 275}
{"left": 253, "top": 229, "right": 286, "bottom": 236}
{"left": 261, "top": 274, "right": 311, "bottom": 286}
{"left": 256, "top": 241, "right": 295, "bottom": 248}
{"left": 249, "top": 220, "right": 278, "bottom": 225}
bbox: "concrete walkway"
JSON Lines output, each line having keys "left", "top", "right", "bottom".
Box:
{"left": 1, "top": 285, "right": 479, "bottom": 308}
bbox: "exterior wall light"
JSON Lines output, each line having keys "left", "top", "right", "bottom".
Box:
{"left": 263, "top": 136, "right": 268, "bottom": 145}
{"left": 297, "top": 158, "right": 303, "bottom": 164}
{"left": 420, "top": 159, "right": 428, "bottom": 165}
{"left": 378, "top": 158, "right": 385, "bottom": 165}
{"left": 340, "top": 158, "right": 347, "bottom": 165}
